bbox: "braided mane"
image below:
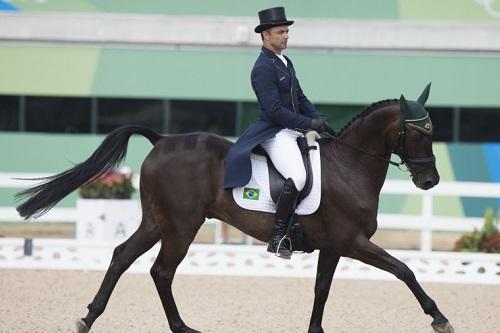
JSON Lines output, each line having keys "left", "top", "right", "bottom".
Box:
{"left": 337, "top": 99, "right": 399, "bottom": 135}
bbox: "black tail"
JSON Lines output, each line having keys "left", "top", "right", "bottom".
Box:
{"left": 16, "top": 125, "right": 161, "bottom": 219}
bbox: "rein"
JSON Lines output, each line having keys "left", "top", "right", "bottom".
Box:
{"left": 323, "top": 111, "right": 436, "bottom": 175}
{"left": 324, "top": 130, "right": 403, "bottom": 168}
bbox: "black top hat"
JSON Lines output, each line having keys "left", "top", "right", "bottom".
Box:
{"left": 254, "top": 7, "right": 294, "bottom": 33}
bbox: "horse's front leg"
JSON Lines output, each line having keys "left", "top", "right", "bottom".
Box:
{"left": 308, "top": 249, "right": 340, "bottom": 333}
{"left": 349, "top": 237, "right": 454, "bottom": 333}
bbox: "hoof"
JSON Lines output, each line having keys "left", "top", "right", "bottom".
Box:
{"left": 432, "top": 321, "right": 454, "bottom": 333}
{"left": 172, "top": 326, "right": 201, "bottom": 333}
{"left": 308, "top": 328, "right": 324, "bottom": 333}
{"left": 75, "top": 319, "right": 90, "bottom": 333}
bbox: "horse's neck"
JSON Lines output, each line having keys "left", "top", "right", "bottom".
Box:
{"left": 342, "top": 105, "right": 399, "bottom": 156}
{"left": 337, "top": 105, "right": 400, "bottom": 190}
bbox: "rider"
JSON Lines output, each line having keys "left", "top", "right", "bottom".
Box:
{"left": 224, "top": 7, "right": 332, "bottom": 259}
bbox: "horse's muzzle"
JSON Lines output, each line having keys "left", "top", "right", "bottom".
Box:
{"left": 413, "top": 170, "right": 440, "bottom": 190}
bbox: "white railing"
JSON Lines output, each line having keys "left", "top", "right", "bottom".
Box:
{"left": 379, "top": 180, "right": 499, "bottom": 252}
{"left": 1, "top": 172, "right": 498, "bottom": 251}
{"left": 2, "top": 172, "right": 500, "bottom": 284}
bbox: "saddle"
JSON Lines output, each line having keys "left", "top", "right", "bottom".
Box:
{"left": 252, "top": 131, "right": 319, "bottom": 206}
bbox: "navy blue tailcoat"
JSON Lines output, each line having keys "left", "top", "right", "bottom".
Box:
{"left": 223, "top": 46, "right": 324, "bottom": 189}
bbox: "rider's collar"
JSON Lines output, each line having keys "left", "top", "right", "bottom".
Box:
{"left": 261, "top": 46, "right": 276, "bottom": 58}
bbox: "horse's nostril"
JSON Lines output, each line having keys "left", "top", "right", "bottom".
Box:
{"left": 424, "top": 180, "right": 434, "bottom": 189}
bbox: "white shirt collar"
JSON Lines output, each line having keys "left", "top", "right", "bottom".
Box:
{"left": 275, "top": 53, "right": 287, "bottom": 67}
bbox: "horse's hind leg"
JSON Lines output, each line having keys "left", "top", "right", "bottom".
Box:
{"left": 77, "top": 218, "right": 160, "bottom": 332}
{"left": 349, "top": 237, "right": 454, "bottom": 333}
{"left": 150, "top": 221, "right": 203, "bottom": 333}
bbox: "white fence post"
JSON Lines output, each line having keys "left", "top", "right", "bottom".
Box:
{"left": 213, "top": 219, "right": 223, "bottom": 245}
{"left": 421, "top": 193, "right": 433, "bottom": 252}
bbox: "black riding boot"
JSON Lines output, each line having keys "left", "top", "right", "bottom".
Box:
{"left": 267, "top": 178, "right": 300, "bottom": 259}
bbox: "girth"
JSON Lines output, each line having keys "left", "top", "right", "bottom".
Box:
{"left": 252, "top": 136, "right": 317, "bottom": 206}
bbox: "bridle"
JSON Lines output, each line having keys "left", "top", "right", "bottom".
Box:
{"left": 394, "top": 112, "right": 436, "bottom": 176}
{"left": 324, "top": 112, "right": 436, "bottom": 177}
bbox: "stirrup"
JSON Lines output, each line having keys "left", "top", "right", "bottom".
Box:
{"left": 275, "top": 235, "right": 292, "bottom": 260}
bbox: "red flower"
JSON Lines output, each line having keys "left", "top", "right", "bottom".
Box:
{"left": 79, "top": 167, "right": 135, "bottom": 199}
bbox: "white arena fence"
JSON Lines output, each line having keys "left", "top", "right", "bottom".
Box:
{"left": 1, "top": 172, "right": 499, "bottom": 284}
{"left": 0, "top": 239, "right": 499, "bottom": 284}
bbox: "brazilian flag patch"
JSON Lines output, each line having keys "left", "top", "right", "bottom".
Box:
{"left": 243, "top": 187, "right": 260, "bottom": 200}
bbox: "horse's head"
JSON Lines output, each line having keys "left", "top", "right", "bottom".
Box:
{"left": 396, "top": 83, "right": 439, "bottom": 190}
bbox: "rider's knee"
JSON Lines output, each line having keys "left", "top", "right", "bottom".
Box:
{"left": 292, "top": 172, "right": 306, "bottom": 192}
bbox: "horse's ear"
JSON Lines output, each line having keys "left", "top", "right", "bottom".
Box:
{"left": 417, "top": 82, "right": 431, "bottom": 105}
{"left": 400, "top": 94, "right": 410, "bottom": 114}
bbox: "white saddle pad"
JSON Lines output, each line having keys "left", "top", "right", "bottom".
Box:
{"left": 232, "top": 143, "right": 321, "bottom": 215}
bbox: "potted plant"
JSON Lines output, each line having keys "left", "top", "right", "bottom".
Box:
{"left": 454, "top": 208, "right": 500, "bottom": 253}
{"left": 76, "top": 167, "right": 140, "bottom": 241}
{"left": 79, "top": 167, "right": 135, "bottom": 199}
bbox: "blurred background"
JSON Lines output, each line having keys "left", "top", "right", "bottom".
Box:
{"left": 0, "top": 1, "right": 499, "bottom": 250}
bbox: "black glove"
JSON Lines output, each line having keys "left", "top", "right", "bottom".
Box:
{"left": 310, "top": 118, "right": 330, "bottom": 133}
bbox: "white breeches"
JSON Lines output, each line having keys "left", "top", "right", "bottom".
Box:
{"left": 260, "top": 128, "right": 306, "bottom": 191}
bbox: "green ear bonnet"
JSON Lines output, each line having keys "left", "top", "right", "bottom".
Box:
{"left": 400, "top": 83, "right": 433, "bottom": 135}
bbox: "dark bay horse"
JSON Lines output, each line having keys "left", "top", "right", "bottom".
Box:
{"left": 16, "top": 85, "right": 454, "bottom": 333}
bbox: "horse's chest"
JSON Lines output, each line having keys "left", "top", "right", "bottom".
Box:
{"left": 364, "top": 218, "right": 378, "bottom": 238}
{"left": 352, "top": 205, "right": 378, "bottom": 236}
